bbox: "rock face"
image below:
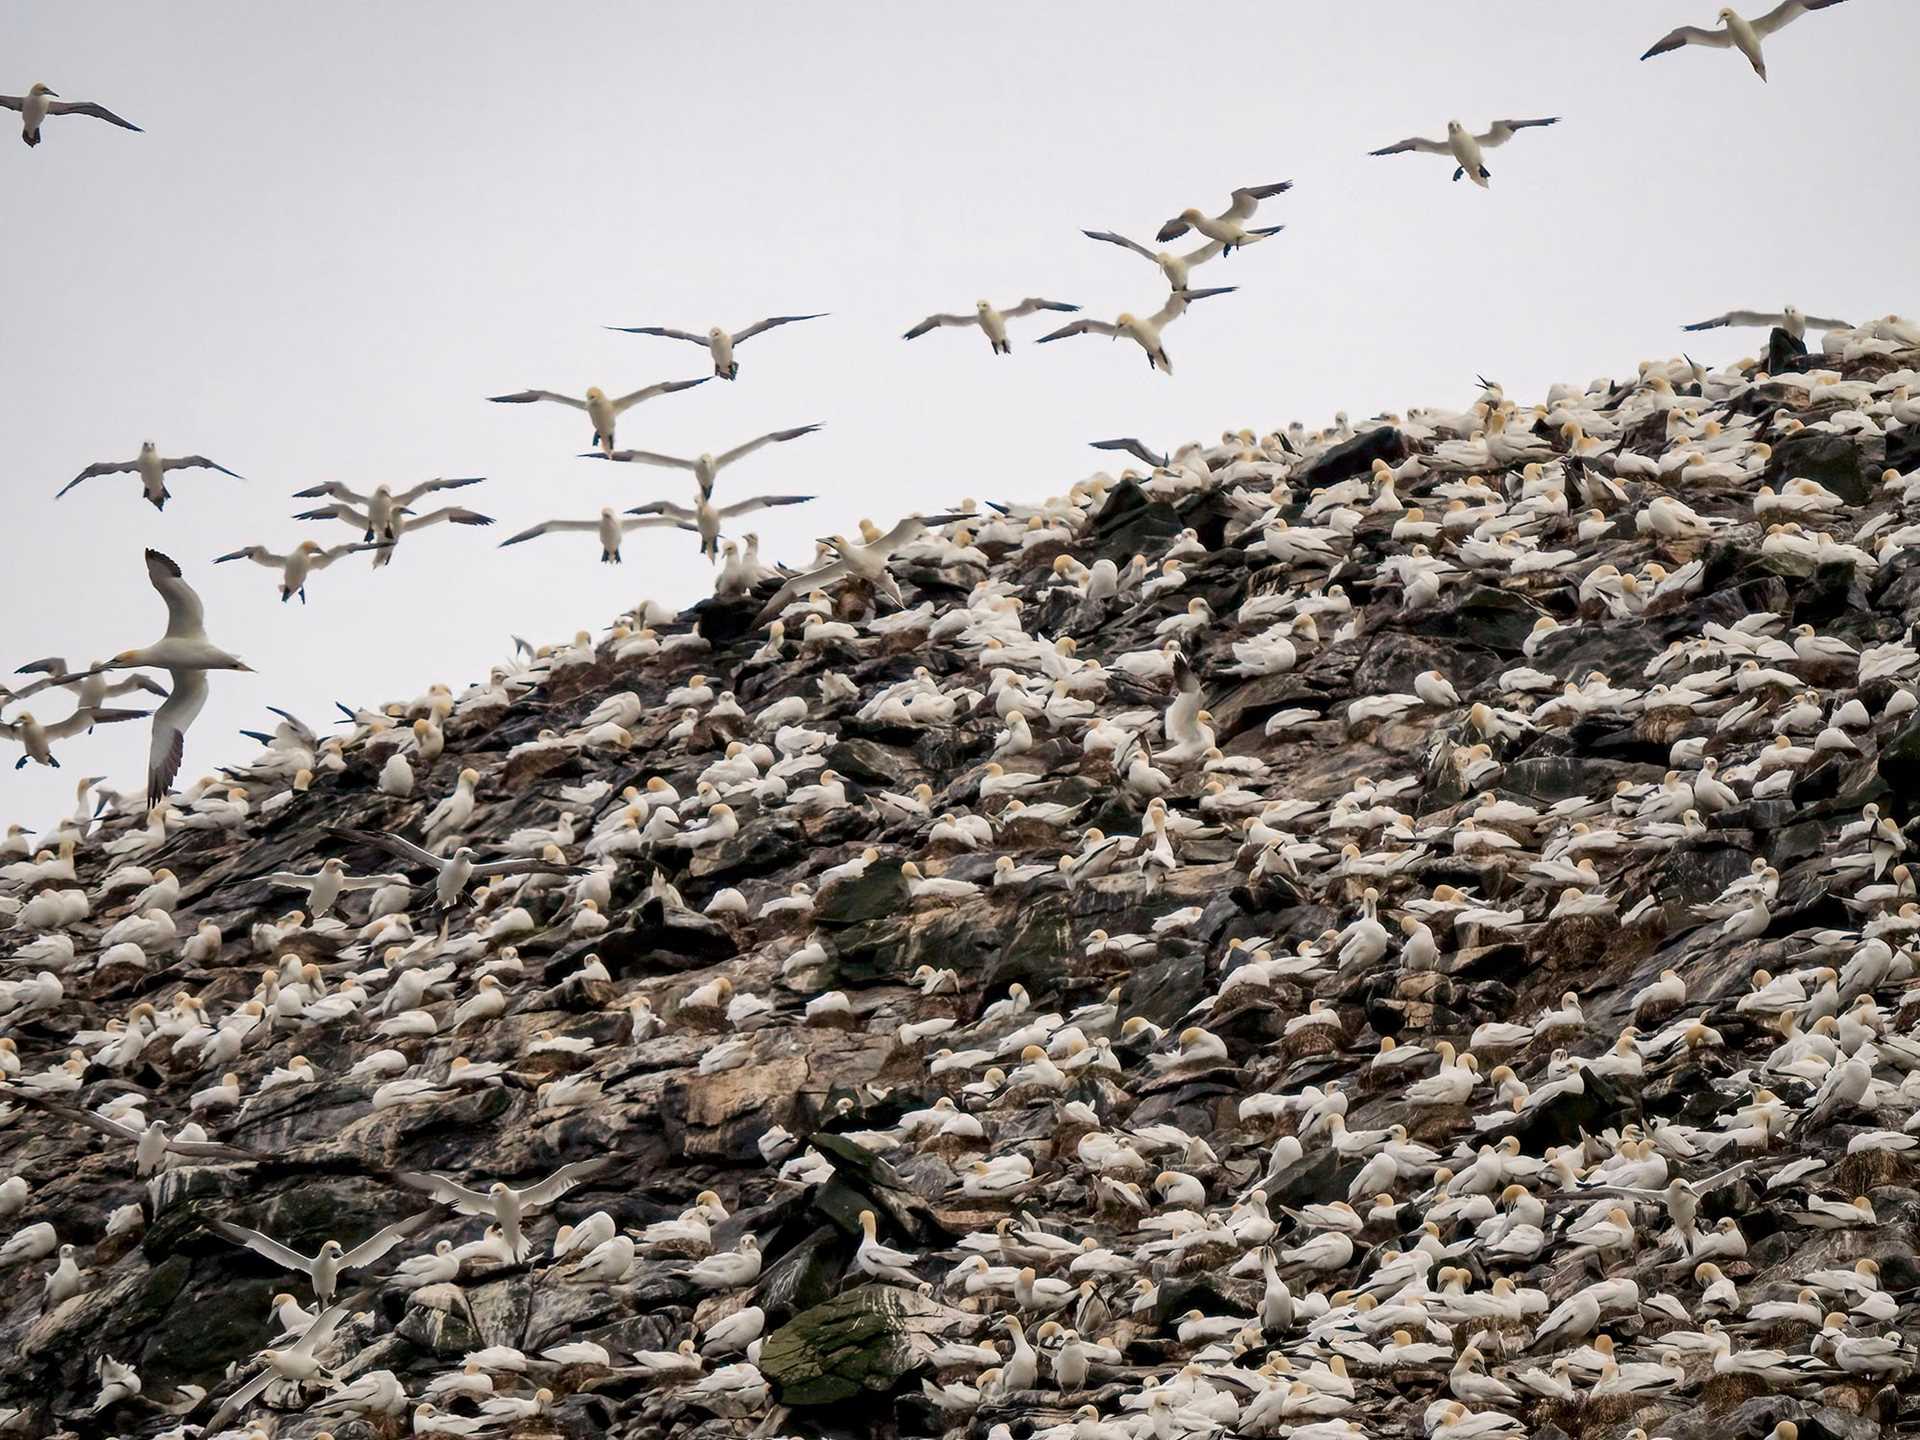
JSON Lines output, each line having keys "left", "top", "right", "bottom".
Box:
{"left": 5, "top": 331, "right": 1920, "bottom": 1440}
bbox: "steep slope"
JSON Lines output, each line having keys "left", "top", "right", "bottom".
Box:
{"left": 5, "top": 323, "right": 1920, "bottom": 1440}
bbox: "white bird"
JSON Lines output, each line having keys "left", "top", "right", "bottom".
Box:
{"left": 89, "top": 550, "right": 253, "bottom": 808}
{"left": 326, "top": 827, "right": 580, "bottom": 908}
{"left": 0, "top": 703, "right": 148, "bottom": 770}
{"left": 1153, "top": 180, "right": 1294, "bottom": 247}
{"left": 206, "top": 1213, "right": 431, "bottom": 1301}
{"left": 606, "top": 312, "right": 828, "bottom": 379}
{"left": 1368, "top": 118, "right": 1560, "bottom": 187}
{"left": 214, "top": 540, "right": 386, "bottom": 602}
{"left": 57, "top": 441, "right": 240, "bottom": 509}
{"left": 1683, "top": 305, "right": 1854, "bottom": 338}
{"left": 753, "top": 513, "right": 976, "bottom": 625}
{"left": 498, "top": 508, "right": 685, "bottom": 564}
{"left": 1036, "top": 288, "right": 1237, "bottom": 375}
{"left": 2, "top": 83, "right": 141, "bottom": 146}
{"left": 1641, "top": 1, "right": 1852, "bottom": 80}
{"left": 486, "top": 376, "right": 709, "bottom": 454}
{"left": 396, "top": 1157, "right": 611, "bottom": 1261}
{"left": 904, "top": 298, "right": 1081, "bottom": 352}
{"left": 204, "top": 1300, "right": 354, "bottom": 1432}
{"left": 292, "top": 478, "right": 493, "bottom": 566}
{"left": 1081, "top": 229, "right": 1271, "bottom": 292}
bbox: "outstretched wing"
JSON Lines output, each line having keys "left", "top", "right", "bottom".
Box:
{"left": 293, "top": 501, "right": 374, "bottom": 529}
{"left": 716, "top": 425, "right": 823, "bottom": 470}
{"left": 1642, "top": 24, "right": 1732, "bottom": 59}
{"left": 145, "top": 550, "right": 207, "bottom": 639}
{"left": 1037, "top": 318, "right": 1121, "bottom": 343}
{"left": 394, "top": 1169, "right": 497, "bottom": 1215}
{"left": 337, "top": 1211, "right": 436, "bottom": 1268}
{"left": 1478, "top": 117, "right": 1560, "bottom": 147}
{"left": 163, "top": 455, "right": 244, "bottom": 478}
{"left": 1753, "top": 0, "right": 1848, "bottom": 39}
{"left": 499, "top": 519, "right": 599, "bottom": 548}
{"left": 2, "top": 1091, "right": 142, "bottom": 1143}
{"left": 149, "top": 671, "right": 209, "bottom": 809}
{"left": 290, "top": 480, "right": 366, "bottom": 502}
{"left": 623, "top": 501, "right": 696, "bottom": 521}
{"left": 47, "top": 99, "right": 143, "bottom": 131}
{"left": 1223, "top": 181, "right": 1292, "bottom": 219}
{"left": 731, "top": 313, "right": 828, "bottom": 343}
{"left": 605, "top": 325, "right": 707, "bottom": 343}
{"left": 1091, "top": 438, "right": 1169, "bottom": 468}
{"left": 716, "top": 494, "right": 814, "bottom": 520}
{"left": 402, "top": 506, "right": 494, "bottom": 529}
{"left": 596, "top": 448, "right": 698, "bottom": 471}
{"left": 1002, "top": 298, "right": 1080, "bottom": 319}
{"left": 206, "top": 1218, "right": 315, "bottom": 1271}
{"left": 487, "top": 389, "right": 586, "bottom": 410}
{"left": 1082, "top": 229, "right": 1159, "bottom": 261}
{"left": 1151, "top": 285, "right": 1235, "bottom": 328}
{"left": 214, "top": 547, "right": 283, "bottom": 568}
{"left": 394, "top": 476, "right": 485, "bottom": 507}
{"left": 903, "top": 313, "right": 971, "bottom": 340}
{"left": 326, "top": 825, "right": 444, "bottom": 870}
{"left": 44, "top": 706, "right": 148, "bottom": 740}
{"left": 514, "top": 1156, "right": 613, "bottom": 1206}
{"left": 1369, "top": 134, "right": 1450, "bottom": 157}
{"left": 1681, "top": 310, "right": 1784, "bottom": 331}
{"left": 610, "top": 376, "right": 709, "bottom": 411}
{"left": 55, "top": 458, "right": 138, "bottom": 498}
{"left": 468, "top": 856, "right": 587, "bottom": 880}
{"left": 753, "top": 560, "right": 851, "bottom": 627}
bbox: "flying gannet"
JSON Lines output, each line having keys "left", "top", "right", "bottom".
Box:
{"left": 0, "top": 704, "right": 147, "bottom": 770}
{"left": 1, "top": 83, "right": 142, "bottom": 146}
{"left": 605, "top": 313, "right": 827, "bottom": 379}
{"left": 589, "top": 425, "right": 821, "bottom": 493}
{"left": 292, "top": 479, "right": 493, "bottom": 567}
{"left": 1641, "top": 1, "right": 1852, "bottom": 79}
{"left": 397, "top": 1157, "right": 613, "bottom": 1260}
{"left": 57, "top": 442, "right": 243, "bottom": 511}
{"left": 752, "top": 513, "right": 976, "bottom": 626}
{"left": 202, "top": 1300, "right": 354, "bottom": 1433}
{"left": 85, "top": 550, "right": 253, "bottom": 808}
{"left": 325, "top": 826, "right": 584, "bottom": 908}
{"left": 903, "top": 298, "right": 1081, "bottom": 353}
{"left": 205, "top": 1213, "right": 432, "bottom": 1301}
{"left": 1682, "top": 306, "right": 1854, "bottom": 339}
{"left": 214, "top": 540, "right": 388, "bottom": 602}
{"left": 623, "top": 493, "right": 813, "bottom": 564}
{"left": 1035, "top": 288, "right": 1237, "bottom": 374}
{"left": 1154, "top": 181, "right": 1293, "bottom": 247}
{"left": 498, "top": 508, "right": 686, "bottom": 564}
{"left": 485, "top": 377, "right": 709, "bottom": 455}
{"left": 6, "top": 1092, "right": 259, "bottom": 1173}
{"left": 1081, "top": 230, "right": 1275, "bottom": 293}
{"left": 1368, "top": 118, "right": 1561, "bottom": 187}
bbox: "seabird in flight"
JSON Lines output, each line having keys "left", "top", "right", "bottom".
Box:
{"left": 1, "top": 83, "right": 141, "bottom": 146}
{"left": 57, "top": 443, "right": 243, "bottom": 511}
{"left": 485, "top": 378, "right": 709, "bottom": 456}
{"left": 1036, "top": 289, "right": 1237, "bottom": 375}
{"left": 1641, "top": 1, "right": 1852, "bottom": 80}
{"left": 903, "top": 299, "right": 1081, "bottom": 353}
{"left": 1368, "top": 118, "right": 1561, "bottom": 187}
{"left": 605, "top": 313, "right": 828, "bottom": 379}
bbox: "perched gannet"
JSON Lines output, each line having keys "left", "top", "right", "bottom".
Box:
{"left": 606, "top": 312, "right": 827, "bottom": 379}
{"left": 1641, "top": 1, "right": 1852, "bottom": 79}
{"left": 498, "top": 508, "right": 684, "bottom": 564}
{"left": 1682, "top": 305, "right": 1854, "bottom": 338}
{"left": 57, "top": 442, "right": 242, "bottom": 510}
{"left": 1036, "top": 288, "right": 1238, "bottom": 375}
{"left": 903, "top": 298, "right": 1081, "bottom": 353}
{"left": 1367, "top": 117, "right": 1560, "bottom": 187}
{"left": 214, "top": 540, "right": 387, "bottom": 602}
{"left": 486, "top": 376, "right": 708, "bottom": 454}
{"left": 1153, "top": 180, "right": 1294, "bottom": 247}
{"left": 86, "top": 551, "right": 254, "bottom": 808}
{"left": 1, "top": 83, "right": 142, "bottom": 146}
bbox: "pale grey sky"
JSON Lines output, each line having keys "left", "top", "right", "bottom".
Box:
{"left": 2, "top": 1, "right": 1911, "bottom": 821}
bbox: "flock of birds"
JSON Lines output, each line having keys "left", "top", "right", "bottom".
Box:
{"left": 6, "top": 3, "right": 1920, "bottom": 1439}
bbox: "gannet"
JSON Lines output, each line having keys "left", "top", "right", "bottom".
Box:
{"left": 262, "top": 858, "right": 409, "bottom": 917}
{"left": 6, "top": 1092, "right": 259, "bottom": 1174}
{"left": 1, "top": 84, "right": 142, "bottom": 146}
{"left": 486, "top": 376, "right": 708, "bottom": 455}
{"left": 1641, "top": 1, "right": 1851, "bottom": 79}
{"left": 606, "top": 312, "right": 827, "bottom": 379}
{"left": 292, "top": 477, "right": 492, "bottom": 565}
{"left": 214, "top": 540, "right": 387, "bottom": 602}
{"left": 1368, "top": 118, "right": 1560, "bottom": 187}
{"left": 86, "top": 551, "right": 253, "bottom": 808}
{"left": 326, "top": 826, "right": 583, "bottom": 908}
{"left": 1682, "top": 306, "right": 1854, "bottom": 338}
{"left": 397, "top": 1157, "right": 612, "bottom": 1260}
{"left": 57, "top": 442, "right": 242, "bottom": 510}
{"left": 1036, "top": 288, "right": 1237, "bottom": 374}
{"left": 622, "top": 490, "right": 815, "bottom": 563}
{"left": 903, "top": 298, "right": 1080, "bottom": 353}
{"left": 1082, "top": 229, "right": 1277, "bottom": 292}
{"left": 498, "top": 508, "right": 685, "bottom": 563}
{"left": 591, "top": 422, "right": 821, "bottom": 494}
{"left": 203, "top": 1300, "right": 353, "bottom": 1432}
{"left": 1154, "top": 181, "right": 1293, "bottom": 247}
{"left": 752, "top": 512, "right": 976, "bottom": 625}
{"left": 0, "top": 703, "right": 147, "bottom": 770}
{"left": 206, "top": 1213, "right": 430, "bottom": 1302}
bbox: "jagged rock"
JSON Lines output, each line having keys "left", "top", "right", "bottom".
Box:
{"left": 758, "top": 1283, "right": 977, "bottom": 1405}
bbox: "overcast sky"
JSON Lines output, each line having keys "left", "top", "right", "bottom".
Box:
{"left": 2, "top": 1, "right": 1912, "bottom": 822}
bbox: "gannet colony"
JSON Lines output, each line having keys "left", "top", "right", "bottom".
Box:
{"left": 8, "top": 5, "right": 1920, "bottom": 1440}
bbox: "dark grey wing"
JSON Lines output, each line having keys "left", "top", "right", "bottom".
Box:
{"left": 610, "top": 376, "right": 710, "bottom": 409}
{"left": 164, "top": 455, "right": 244, "bottom": 479}
{"left": 468, "top": 857, "right": 588, "bottom": 880}
{"left": 716, "top": 494, "right": 814, "bottom": 519}
{"left": 1642, "top": 24, "right": 1730, "bottom": 58}
{"left": 487, "top": 389, "right": 586, "bottom": 409}
{"left": 1082, "top": 229, "right": 1158, "bottom": 261}
{"left": 1091, "top": 438, "right": 1168, "bottom": 467}
{"left": 394, "top": 476, "right": 485, "bottom": 506}
{"left": 1369, "top": 135, "right": 1450, "bottom": 156}
{"left": 1003, "top": 298, "right": 1080, "bottom": 319}
{"left": 47, "top": 99, "right": 143, "bottom": 131}
{"left": 325, "top": 826, "right": 444, "bottom": 870}
{"left": 605, "top": 325, "right": 706, "bottom": 342}
{"left": 904, "top": 313, "right": 969, "bottom": 340}
{"left": 55, "top": 458, "right": 137, "bottom": 498}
